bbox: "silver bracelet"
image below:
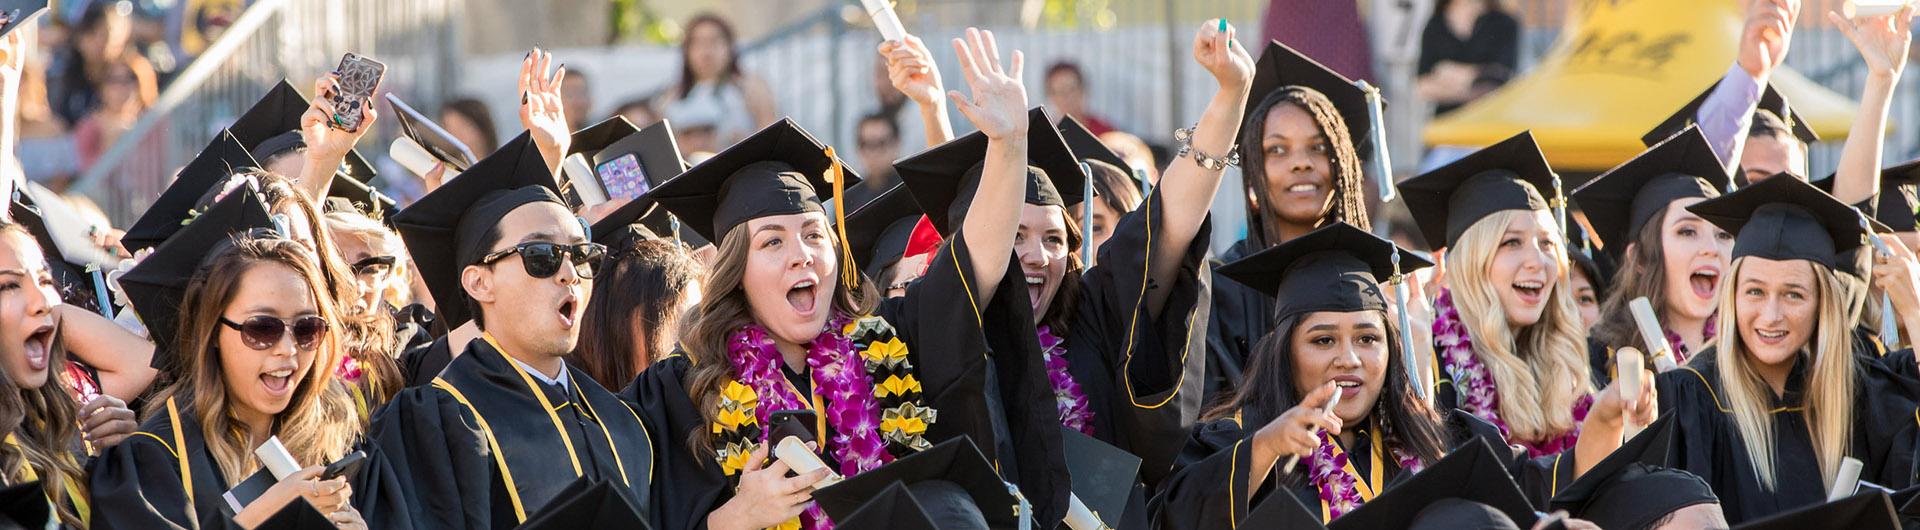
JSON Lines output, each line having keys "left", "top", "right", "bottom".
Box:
{"left": 1175, "top": 125, "right": 1239, "bottom": 171}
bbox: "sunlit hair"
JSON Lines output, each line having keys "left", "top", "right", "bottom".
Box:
{"left": 1710, "top": 256, "right": 1857, "bottom": 492}
{"left": 143, "top": 236, "right": 358, "bottom": 485}
{"left": 1593, "top": 205, "right": 1676, "bottom": 352}
{"left": 576, "top": 238, "right": 704, "bottom": 390}
{"left": 0, "top": 226, "right": 86, "bottom": 527}
{"left": 323, "top": 210, "right": 413, "bottom": 309}
{"left": 1445, "top": 209, "right": 1593, "bottom": 442}
{"left": 683, "top": 218, "right": 876, "bottom": 458}
{"left": 1238, "top": 86, "right": 1368, "bottom": 248}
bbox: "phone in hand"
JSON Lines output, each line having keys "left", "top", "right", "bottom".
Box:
{"left": 594, "top": 154, "right": 652, "bottom": 201}
{"left": 766, "top": 409, "right": 819, "bottom": 446}
{"left": 328, "top": 53, "right": 387, "bottom": 133}
{"left": 321, "top": 451, "right": 367, "bottom": 481}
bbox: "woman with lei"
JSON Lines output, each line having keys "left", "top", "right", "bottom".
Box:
{"left": 1151, "top": 222, "right": 1656, "bottom": 528}
{"left": 626, "top": 28, "right": 1068, "bottom": 530}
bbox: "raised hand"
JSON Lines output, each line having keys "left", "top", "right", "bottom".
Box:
{"left": 1831, "top": 5, "right": 1916, "bottom": 79}
{"left": 880, "top": 35, "right": 945, "bottom": 107}
{"left": 1739, "top": 0, "right": 1799, "bottom": 78}
{"left": 301, "top": 72, "right": 380, "bottom": 160}
{"left": 520, "top": 48, "right": 571, "bottom": 172}
{"left": 947, "top": 28, "right": 1027, "bottom": 141}
{"left": 1193, "top": 18, "right": 1254, "bottom": 93}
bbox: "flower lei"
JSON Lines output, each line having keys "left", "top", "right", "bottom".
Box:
{"left": 62, "top": 361, "right": 100, "bottom": 405}
{"left": 708, "top": 314, "right": 937, "bottom": 530}
{"left": 1036, "top": 326, "right": 1095, "bottom": 435}
{"left": 1433, "top": 288, "right": 1591, "bottom": 458}
{"left": 336, "top": 355, "right": 366, "bottom": 384}
{"left": 1662, "top": 313, "right": 1717, "bottom": 365}
{"left": 1307, "top": 428, "right": 1424, "bottom": 520}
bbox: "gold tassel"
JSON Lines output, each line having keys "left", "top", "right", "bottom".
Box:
{"left": 827, "top": 147, "right": 860, "bottom": 291}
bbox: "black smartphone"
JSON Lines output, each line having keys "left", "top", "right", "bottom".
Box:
{"left": 321, "top": 451, "right": 367, "bottom": 481}
{"left": 766, "top": 409, "right": 818, "bottom": 446}
{"left": 329, "top": 53, "right": 387, "bottom": 133}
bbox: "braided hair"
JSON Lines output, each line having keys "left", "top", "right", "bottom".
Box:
{"left": 1238, "top": 86, "right": 1368, "bottom": 248}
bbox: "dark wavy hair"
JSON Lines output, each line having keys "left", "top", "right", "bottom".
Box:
{"left": 1238, "top": 87, "right": 1368, "bottom": 248}
{"left": 575, "top": 239, "right": 704, "bottom": 389}
{"left": 0, "top": 224, "right": 87, "bottom": 527}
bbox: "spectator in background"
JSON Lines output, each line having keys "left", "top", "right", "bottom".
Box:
{"left": 612, "top": 97, "right": 658, "bottom": 127}
{"left": 74, "top": 54, "right": 162, "bottom": 209}
{"left": 866, "top": 56, "right": 924, "bottom": 150}
{"left": 1416, "top": 0, "right": 1519, "bottom": 115}
{"left": 562, "top": 66, "right": 593, "bottom": 131}
{"left": 50, "top": 1, "right": 134, "bottom": 126}
{"left": 1259, "top": 0, "right": 1374, "bottom": 81}
{"left": 17, "top": 38, "right": 79, "bottom": 191}
{"left": 1044, "top": 61, "right": 1117, "bottom": 135}
{"left": 438, "top": 97, "right": 498, "bottom": 155}
{"left": 655, "top": 13, "right": 775, "bottom": 153}
{"left": 1098, "top": 130, "right": 1159, "bottom": 185}
{"left": 847, "top": 111, "right": 900, "bottom": 208}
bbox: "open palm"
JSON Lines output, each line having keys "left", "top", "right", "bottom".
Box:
{"left": 947, "top": 28, "right": 1027, "bottom": 141}
{"left": 520, "top": 48, "right": 571, "bottom": 153}
{"left": 1832, "top": 6, "right": 1915, "bottom": 78}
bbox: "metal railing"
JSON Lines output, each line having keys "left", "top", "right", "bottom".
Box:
{"left": 71, "top": 0, "right": 465, "bottom": 224}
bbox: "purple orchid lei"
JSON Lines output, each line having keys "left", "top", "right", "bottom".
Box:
{"left": 1662, "top": 313, "right": 1717, "bottom": 365}
{"left": 727, "top": 315, "right": 893, "bottom": 530}
{"left": 1433, "top": 288, "right": 1592, "bottom": 458}
{"left": 1036, "top": 325, "right": 1096, "bottom": 435}
{"left": 1308, "top": 429, "right": 1424, "bottom": 520}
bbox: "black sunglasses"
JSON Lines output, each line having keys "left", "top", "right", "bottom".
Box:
{"left": 479, "top": 241, "right": 606, "bottom": 279}
{"left": 351, "top": 256, "right": 397, "bottom": 276}
{"left": 218, "top": 315, "right": 329, "bottom": 351}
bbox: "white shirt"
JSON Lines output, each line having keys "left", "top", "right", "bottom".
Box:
{"left": 509, "top": 355, "right": 570, "bottom": 391}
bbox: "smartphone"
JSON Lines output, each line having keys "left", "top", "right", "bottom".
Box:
{"left": 321, "top": 451, "right": 367, "bottom": 481}
{"left": 329, "top": 53, "right": 387, "bottom": 133}
{"left": 766, "top": 409, "right": 818, "bottom": 446}
{"left": 595, "top": 154, "right": 652, "bottom": 201}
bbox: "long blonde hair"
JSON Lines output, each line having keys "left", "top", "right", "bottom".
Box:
{"left": 1710, "top": 256, "right": 1858, "bottom": 492}
{"left": 1445, "top": 209, "right": 1594, "bottom": 442}
{"left": 144, "top": 236, "right": 359, "bottom": 485}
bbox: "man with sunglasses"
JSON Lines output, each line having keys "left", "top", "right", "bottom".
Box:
{"left": 370, "top": 133, "right": 655, "bottom": 529}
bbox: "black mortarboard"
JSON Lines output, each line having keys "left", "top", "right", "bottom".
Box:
{"left": 516, "top": 478, "right": 651, "bottom": 529}
{"left": 1732, "top": 492, "right": 1898, "bottom": 530}
{"left": 896, "top": 107, "right": 1084, "bottom": 235}
{"left": 120, "top": 190, "right": 275, "bottom": 371}
{"left": 324, "top": 172, "right": 397, "bottom": 222}
{"left": 650, "top": 119, "right": 861, "bottom": 242}
{"left": 1059, "top": 427, "right": 1141, "bottom": 528}
{"left": 576, "top": 118, "right": 689, "bottom": 247}
{"left": 227, "top": 80, "right": 377, "bottom": 182}
{"left": 1245, "top": 40, "right": 1374, "bottom": 159}
{"left": 11, "top": 193, "right": 100, "bottom": 312}
{"left": 1812, "top": 159, "right": 1920, "bottom": 233}
{"left": 391, "top": 132, "right": 565, "bottom": 328}
{"left": 251, "top": 498, "right": 335, "bottom": 530}
{"left": 568, "top": 116, "right": 643, "bottom": 159}
{"left": 1244, "top": 489, "right": 1328, "bottom": 529}
{"left": 1057, "top": 115, "right": 1132, "bottom": 175}
{"left": 1687, "top": 173, "right": 1878, "bottom": 269}
{"left": 1328, "top": 439, "right": 1538, "bottom": 529}
{"left": 1574, "top": 126, "right": 1730, "bottom": 260}
{"left": 842, "top": 184, "right": 924, "bottom": 281}
{"left": 1547, "top": 417, "right": 1718, "bottom": 529}
{"left": 1216, "top": 222, "right": 1431, "bottom": 323}
{"left": 0, "top": 2, "right": 47, "bottom": 41}
{"left": 1397, "top": 131, "right": 1558, "bottom": 250}
{"left": 0, "top": 480, "right": 49, "bottom": 530}
{"left": 1643, "top": 80, "right": 1818, "bottom": 147}
{"left": 833, "top": 482, "right": 942, "bottom": 530}
{"left": 122, "top": 130, "right": 262, "bottom": 252}
{"left": 590, "top": 197, "right": 662, "bottom": 250}
{"left": 812, "top": 437, "right": 1021, "bottom": 527}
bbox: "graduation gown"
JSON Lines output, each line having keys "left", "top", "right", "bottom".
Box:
{"left": 88, "top": 397, "right": 237, "bottom": 529}
{"left": 398, "top": 336, "right": 454, "bottom": 388}
{"left": 1148, "top": 409, "right": 1565, "bottom": 529}
{"left": 1203, "top": 238, "right": 1269, "bottom": 400}
{"left": 1065, "top": 189, "right": 1212, "bottom": 488}
{"left": 368, "top": 335, "right": 655, "bottom": 529}
{"left": 1655, "top": 348, "right": 1920, "bottom": 523}
{"left": 623, "top": 235, "right": 1068, "bottom": 530}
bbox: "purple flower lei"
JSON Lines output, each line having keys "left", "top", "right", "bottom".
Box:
{"left": 1036, "top": 325, "right": 1096, "bottom": 435}
{"left": 1433, "top": 289, "right": 1591, "bottom": 458}
{"left": 1307, "top": 429, "right": 1424, "bottom": 520}
{"left": 1662, "top": 313, "right": 1717, "bottom": 365}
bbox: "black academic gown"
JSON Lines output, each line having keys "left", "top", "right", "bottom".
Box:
{"left": 623, "top": 234, "right": 1068, "bottom": 530}
{"left": 1148, "top": 409, "right": 1563, "bottom": 529}
{"left": 88, "top": 397, "right": 231, "bottom": 529}
{"left": 1655, "top": 348, "right": 1920, "bottom": 523}
{"left": 398, "top": 336, "right": 453, "bottom": 388}
{"left": 368, "top": 337, "right": 654, "bottom": 529}
{"left": 1203, "top": 239, "right": 1268, "bottom": 400}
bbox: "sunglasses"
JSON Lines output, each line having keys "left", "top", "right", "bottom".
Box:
{"left": 218, "top": 315, "right": 329, "bottom": 351}
{"left": 351, "top": 256, "right": 398, "bottom": 276}
{"left": 479, "top": 241, "right": 606, "bottom": 279}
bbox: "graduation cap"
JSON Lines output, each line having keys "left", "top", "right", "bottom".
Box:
{"left": 119, "top": 190, "right": 275, "bottom": 371}
{"left": 650, "top": 118, "right": 862, "bottom": 243}
{"left": 1686, "top": 172, "right": 1881, "bottom": 270}
{"left": 1244, "top": 490, "right": 1328, "bottom": 529}
{"left": 0, "top": 1, "right": 47, "bottom": 42}
{"left": 1812, "top": 159, "right": 1920, "bottom": 233}
{"left": 1059, "top": 427, "right": 1142, "bottom": 528}
{"left": 589, "top": 197, "right": 662, "bottom": 250}
{"left": 1057, "top": 115, "right": 1133, "bottom": 176}
{"left": 896, "top": 107, "right": 1085, "bottom": 236}
{"left": 1397, "top": 131, "right": 1558, "bottom": 250}
{"left": 0, "top": 480, "right": 49, "bottom": 530}
{"left": 812, "top": 436, "right": 1021, "bottom": 528}
{"left": 1564, "top": 220, "right": 1614, "bottom": 303}
{"left": 227, "top": 80, "right": 377, "bottom": 182}
{"left": 122, "top": 130, "right": 262, "bottom": 252}
{"left": 1546, "top": 417, "right": 1717, "bottom": 529}
{"left": 11, "top": 194, "right": 102, "bottom": 313}
{"left": 1328, "top": 439, "right": 1538, "bottom": 529}
{"left": 575, "top": 118, "right": 691, "bottom": 247}
{"left": 1245, "top": 40, "right": 1375, "bottom": 159}
{"left": 1732, "top": 492, "right": 1899, "bottom": 530}
{"left": 391, "top": 132, "right": 565, "bottom": 328}
{"left": 1643, "top": 79, "right": 1818, "bottom": 147}
{"left": 1217, "top": 222, "right": 1432, "bottom": 323}
{"left": 324, "top": 171, "right": 397, "bottom": 222}
{"left": 250, "top": 498, "right": 335, "bottom": 530}
{"left": 842, "top": 184, "right": 926, "bottom": 281}
{"left": 832, "top": 482, "right": 943, "bottom": 530}
{"left": 1574, "top": 126, "right": 1731, "bottom": 260}
{"left": 516, "top": 478, "right": 651, "bottom": 529}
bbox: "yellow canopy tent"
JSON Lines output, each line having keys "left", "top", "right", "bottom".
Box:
{"left": 1422, "top": 0, "right": 1857, "bottom": 171}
